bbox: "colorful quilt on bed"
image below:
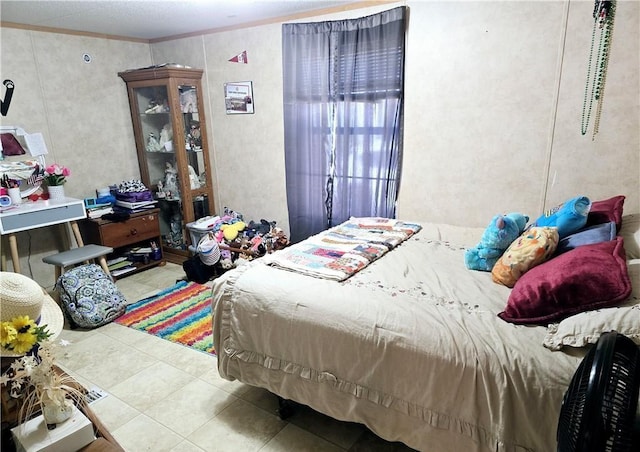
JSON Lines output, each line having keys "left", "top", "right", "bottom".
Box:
{"left": 264, "top": 217, "right": 421, "bottom": 281}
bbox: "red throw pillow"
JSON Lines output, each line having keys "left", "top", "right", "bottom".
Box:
{"left": 498, "top": 236, "right": 631, "bottom": 325}
{"left": 586, "top": 195, "right": 625, "bottom": 232}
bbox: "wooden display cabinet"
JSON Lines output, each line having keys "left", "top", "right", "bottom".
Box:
{"left": 118, "top": 65, "right": 215, "bottom": 263}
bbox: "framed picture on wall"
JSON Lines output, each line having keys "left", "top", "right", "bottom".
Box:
{"left": 224, "top": 81, "right": 254, "bottom": 114}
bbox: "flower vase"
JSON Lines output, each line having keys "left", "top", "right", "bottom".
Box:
{"left": 42, "top": 399, "right": 74, "bottom": 428}
{"left": 8, "top": 187, "right": 22, "bottom": 205}
{"left": 47, "top": 185, "right": 65, "bottom": 200}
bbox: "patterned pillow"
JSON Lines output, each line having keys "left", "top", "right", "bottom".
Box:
{"left": 492, "top": 227, "right": 559, "bottom": 288}
{"left": 498, "top": 237, "right": 632, "bottom": 325}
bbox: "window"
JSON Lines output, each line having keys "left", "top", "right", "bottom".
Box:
{"left": 282, "top": 7, "right": 406, "bottom": 243}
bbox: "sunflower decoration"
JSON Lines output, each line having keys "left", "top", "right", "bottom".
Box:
{"left": 0, "top": 315, "right": 51, "bottom": 355}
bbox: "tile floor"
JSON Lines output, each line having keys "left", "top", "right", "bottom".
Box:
{"left": 53, "top": 263, "right": 417, "bottom": 452}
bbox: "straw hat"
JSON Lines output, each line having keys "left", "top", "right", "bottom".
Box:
{"left": 0, "top": 272, "right": 64, "bottom": 357}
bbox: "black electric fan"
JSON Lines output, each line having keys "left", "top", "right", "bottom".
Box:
{"left": 558, "top": 331, "right": 640, "bottom": 452}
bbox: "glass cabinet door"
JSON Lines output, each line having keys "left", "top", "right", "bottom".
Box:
{"left": 134, "top": 85, "right": 174, "bottom": 190}
{"left": 133, "top": 84, "right": 185, "bottom": 251}
{"left": 180, "top": 84, "right": 207, "bottom": 194}
{"left": 179, "top": 84, "right": 211, "bottom": 222}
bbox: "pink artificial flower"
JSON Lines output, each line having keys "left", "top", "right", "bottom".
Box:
{"left": 44, "top": 163, "right": 71, "bottom": 186}
{"left": 45, "top": 164, "right": 70, "bottom": 176}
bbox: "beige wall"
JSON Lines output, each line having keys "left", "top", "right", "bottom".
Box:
{"left": 400, "top": 1, "right": 639, "bottom": 224}
{"left": 0, "top": 28, "right": 151, "bottom": 285}
{"left": 1, "top": 1, "right": 638, "bottom": 288}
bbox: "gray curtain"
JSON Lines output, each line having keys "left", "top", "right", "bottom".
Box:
{"left": 282, "top": 7, "right": 406, "bottom": 243}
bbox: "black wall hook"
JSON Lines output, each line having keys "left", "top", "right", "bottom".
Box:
{"left": 1, "top": 79, "right": 15, "bottom": 116}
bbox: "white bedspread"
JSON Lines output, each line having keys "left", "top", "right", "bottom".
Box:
{"left": 212, "top": 223, "right": 585, "bottom": 452}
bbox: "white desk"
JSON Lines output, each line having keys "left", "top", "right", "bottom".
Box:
{"left": 0, "top": 197, "right": 86, "bottom": 273}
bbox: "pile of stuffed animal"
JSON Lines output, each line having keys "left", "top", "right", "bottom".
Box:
{"left": 192, "top": 207, "right": 289, "bottom": 270}
{"left": 465, "top": 196, "right": 592, "bottom": 287}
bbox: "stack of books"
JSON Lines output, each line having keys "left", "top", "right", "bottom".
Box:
{"left": 107, "top": 257, "right": 136, "bottom": 277}
{"left": 86, "top": 205, "right": 114, "bottom": 219}
{"left": 114, "top": 199, "right": 157, "bottom": 213}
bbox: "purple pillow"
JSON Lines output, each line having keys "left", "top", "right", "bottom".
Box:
{"left": 498, "top": 236, "right": 631, "bottom": 325}
{"left": 586, "top": 195, "right": 625, "bottom": 232}
{"left": 554, "top": 221, "right": 616, "bottom": 255}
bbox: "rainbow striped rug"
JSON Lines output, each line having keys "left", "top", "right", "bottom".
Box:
{"left": 115, "top": 280, "right": 215, "bottom": 355}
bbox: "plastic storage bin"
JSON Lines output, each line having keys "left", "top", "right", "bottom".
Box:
{"left": 186, "top": 216, "right": 219, "bottom": 253}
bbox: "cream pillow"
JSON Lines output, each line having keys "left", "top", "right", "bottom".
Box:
{"left": 620, "top": 214, "right": 640, "bottom": 259}
{"left": 543, "top": 259, "right": 640, "bottom": 350}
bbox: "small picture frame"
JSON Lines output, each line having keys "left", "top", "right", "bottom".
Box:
{"left": 224, "top": 81, "right": 254, "bottom": 114}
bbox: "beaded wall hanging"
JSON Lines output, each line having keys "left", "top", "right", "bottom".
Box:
{"left": 581, "top": 0, "right": 616, "bottom": 140}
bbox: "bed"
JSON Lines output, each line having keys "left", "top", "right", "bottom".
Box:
{"left": 212, "top": 199, "right": 639, "bottom": 452}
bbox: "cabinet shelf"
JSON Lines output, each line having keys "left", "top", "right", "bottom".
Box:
{"left": 110, "top": 259, "right": 163, "bottom": 279}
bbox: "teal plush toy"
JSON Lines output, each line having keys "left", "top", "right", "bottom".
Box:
{"left": 465, "top": 213, "right": 529, "bottom": 272}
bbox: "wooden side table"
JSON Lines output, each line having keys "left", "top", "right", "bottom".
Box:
{"left": 80, "top": 209, "right": 165, "bottom": 279}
